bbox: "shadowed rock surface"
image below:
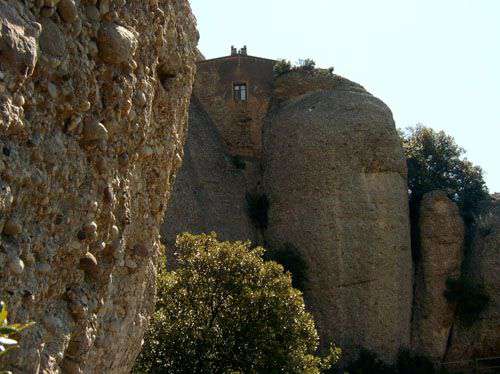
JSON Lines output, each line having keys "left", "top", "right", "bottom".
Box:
{"left": 262, "top": 76, "right": 412, "bottom": 362}
{"left": 0, "top": 0, "right": 197, "bottom": 372}
{"left": 446, "top": 197, "right": 500, "bottom": 361}
{"left": 411, "top": 191, "right": 464, "bottom": 360}
{"left": 162, "top": 97, "right": 257, "bottom": 249}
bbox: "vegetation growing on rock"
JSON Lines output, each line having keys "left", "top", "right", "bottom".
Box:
{"left": 401, "top": 125, "right": 490, "bottom": 267}
{"left": 0, "top": 302, "right": 33, "bottom": 361}
{"left": 273, "top": 58, "right": 325, "bottom": 77}
{"left": 402, "top": 125, "right": 489, "bottom": 221}
{"left": 134, "top": 233, "right": 340, "bottom": 373}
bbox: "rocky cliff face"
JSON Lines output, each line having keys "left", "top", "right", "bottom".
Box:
{"left": 162, "top": 97, "right": 257, "bottom": 248}
{"left": 0, "top": 0, "right": 197, "bottom": 372}
{"left": 411, "top": 191, "right": 464, "bottom": 360}
{"left": 263, "top": 76, "right": 412, "bottom": 362}
{"left": 446, "top": 197, "right": 500, "bottom": 361}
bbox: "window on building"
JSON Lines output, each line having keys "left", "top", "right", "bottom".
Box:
{"left": 233, "top": 83, "right": 247, "bottom": 101}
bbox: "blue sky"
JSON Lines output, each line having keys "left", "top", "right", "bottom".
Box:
{"left": 189, "top": 0, "right": 499, "bottom": 192}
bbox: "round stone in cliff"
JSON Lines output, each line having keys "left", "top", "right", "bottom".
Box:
{"left": 3, "top": 219, "right": 22, "bottom": 236}
{"left": 83, "top": 221, "right": 98, "bottom": 234}
{"left": 0, "top": 1, "right": 41, "bottom": 77}
{"left": 57, "top": 0, "right": 79, "bottom": 23}
{"left": 39, "top": 18, "right": 67, "bottom": 58}
{"left": 79, "top": 252, "right": 99, "bottom": 276}
{"left": 82, "top": 121, "right": 108, "bottom": 142}
{"left": 8, "top": 256, "right": 25, "bottom": 275}
{"left": 97, "top": 22, "right": 138, "bottom": 65}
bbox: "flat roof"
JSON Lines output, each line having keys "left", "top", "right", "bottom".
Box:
{"left": 197, "top": 54, "right": 277, "bottom": 64}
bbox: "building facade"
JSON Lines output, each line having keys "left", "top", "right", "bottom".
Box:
{"left": 193, "top": 46, "right": 276, "bottom": 158}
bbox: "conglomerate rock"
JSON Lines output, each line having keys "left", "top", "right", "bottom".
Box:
{"left": 446, "top": 196, "right": 500, "bottom": 361}
{"left": 411, "top": 191, "right": 464, "bottom": 360}
{"left": 262, "top": 76, "right": 412, "bottom": 362}
{"left": 0, "top": 0, "right": 197, "bottom": 373}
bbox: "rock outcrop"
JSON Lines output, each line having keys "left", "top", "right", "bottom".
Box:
{"left": 162, "top": 97, "right": 257, "bottom": 248}
{"left": 411, "top": 191, "right": 464, "bottom": 360}
{"left": 262, "top": 76, "right": 412, "bottom": 362}
{"left": 446, "top": 197, "right": 500, "bottom": 361}
{"left": 0, "top": 1, "right": 197, "bottom": 372}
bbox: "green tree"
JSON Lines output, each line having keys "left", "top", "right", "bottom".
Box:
{"left": 401, "top": 126, "right": 489, "bottom": 259}
{"left": 273, "top": 59, "right": 292, "bottom": 77}
{"left": 134, "top": 233, "right": 339, "bottom": 373}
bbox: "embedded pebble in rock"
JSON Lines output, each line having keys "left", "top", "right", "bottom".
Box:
{"left": 9, "top": 256, "right": 25, "bottom": 275}
{"left": 83, "top": 221, "right": 98, "bottom": 234}
{"left": 3, "top": 219, "right": 22, "bottom": 236}
{"left": 135, "top": 91, "right": 147, "bottom": 107}
{"left": 85, "top": 5, "right": 100, "bottom": 22}
{"left": 0, "top": 1, "right": 41, "bottom": 77}
{"left": 110, "top": 225, "right": 119, "bottom": 239}
{"left": 47, "top": 82, "right": 58, "bottom": 99}
{"left": 82, "top": 121, "right": 108, "bottom": 142}
{"left": 0, "top": 1, "right": 197, "bottom": 372}
{"left": 97, "top": 22, "right": 138, "bottom": 65}
{"left": 39, "top": 18, "right": 67, "bottom": 58}
{"left": 79, "top": 252, "right": 99, "bottom": 277}
{"left": 57, "top": 0, "right": 78, "bottom": 23}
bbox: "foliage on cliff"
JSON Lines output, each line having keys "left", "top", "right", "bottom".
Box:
{"left": 0, "top": 302, "right": 33, "bottom": 371}
{"left": 401, "top": 125, "right": 489, "bottom": 222}
{"left": 401, "top": 125, "right": 489, "bottom": 262}
{"left": 273, "top": 58, "right": 331, "bottom": 77}
{"left": 134, "top": 233, "right": 339, "bottom": 373}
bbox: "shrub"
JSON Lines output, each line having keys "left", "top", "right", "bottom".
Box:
{"left": 273, "top": 59, "right": 292, "bottom": 77}
{"left": 245, "top": 192, "right": 270, "bottom": 229}
{"left": 264, "top": 242, "right": 308, "bottom": 291}
{"left": 444, "top": 276, "right": 490, "bottom": 326}
{"left": 301, "top": 58, "right": 316, "bottom": 71}
{"left": 134, "top": 233, "right": 340, "bottom": 373}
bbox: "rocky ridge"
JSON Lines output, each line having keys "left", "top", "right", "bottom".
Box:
{"left": 0, "top": 0, "right": 197, "bottom": 372}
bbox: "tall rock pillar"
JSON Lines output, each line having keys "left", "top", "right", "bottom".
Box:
{"left": 263, "top": 76, "right": 413, "bottom": 362}
{"left": 411, "top": 191, "right": 464, "bottom": 360}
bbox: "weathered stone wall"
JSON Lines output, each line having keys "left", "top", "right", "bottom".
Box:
{"left": 411, "top": 191, "right": 464, "bottom": 360}
{"left": 193, "top": 54, "right": 275, "bottom": 158}
{"left": 446, "top": 197, "right": 500, "bottom": 361}
{"left": 162, "top": 97, "right": 257, "bottom": 249}
{"left": 0, "top": 0, "right": 197, "bottom": 372}
{"left": 262, "top": 76, "right": 413, "bottom": 362}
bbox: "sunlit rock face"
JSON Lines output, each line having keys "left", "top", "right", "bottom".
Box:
{"left": 262, "top": 76, "right": 412, "bottom": 362}
{"left": 0, "top": 0, "right": 197, "bottom": 372}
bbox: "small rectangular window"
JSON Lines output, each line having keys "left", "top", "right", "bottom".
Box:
{"left": 233, "top": 83, "right": 247, "bottom": 101}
